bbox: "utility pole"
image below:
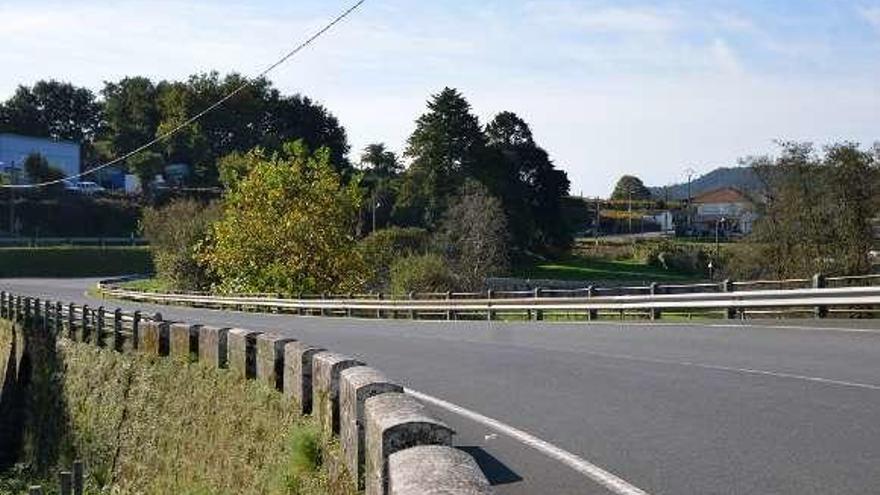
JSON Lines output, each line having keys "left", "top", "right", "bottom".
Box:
{"left": 684, "top": 167, "right": 696, "bottom": 233}
{"left": 594, "top": 197, "right": 600, "bottom": 245}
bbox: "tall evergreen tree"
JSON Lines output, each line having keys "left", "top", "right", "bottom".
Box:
{"left": 395, "top": 88, "right": 486, "bottom": 228}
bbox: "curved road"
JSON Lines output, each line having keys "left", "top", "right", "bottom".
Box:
{"left": 4, "top": 277, "right": 880, "bottom": 494}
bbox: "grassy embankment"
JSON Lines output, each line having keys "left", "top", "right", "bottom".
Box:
{"left": 0, "top": 320, "right": 350, "bottom": 495}
{"left": 515, "top": 256, "right": 701, "bottom": 283}
{"left": 0, "top": 247, "right": 152, "bottom": 278}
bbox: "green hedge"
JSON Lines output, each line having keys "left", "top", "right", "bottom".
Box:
{"left": 0, "top": 247, "right": 153, "bottom": 277}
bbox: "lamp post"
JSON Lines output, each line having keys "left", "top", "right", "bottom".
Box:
{"left": 715, "top": 216, "right": 726, "bottom": 264}
{"left": 372, "top": 198, "right": 381, "bottom": 233}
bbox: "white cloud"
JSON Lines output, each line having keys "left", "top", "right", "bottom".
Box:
{"left": 858, "top": 6, "right": 880, "bottom": 31}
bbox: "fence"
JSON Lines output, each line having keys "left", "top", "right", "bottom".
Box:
{"left": 98, "top": 273, "right": 880, "bottom": 322}
{"left": 0, "top": 292, "right": 493, "bottom": 495}
{"left": 26, "top": 460, "right": 85, "bottom": 495}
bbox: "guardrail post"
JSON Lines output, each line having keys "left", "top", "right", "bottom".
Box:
{"left": 33, "top": 298, "right": 41, "bottom": 330}
{"left": 256, "top": 333, "right": 296, "bottom": 390}
{"left": 81, "top": 305, "right": 90, "bottom": 343}
{"left": 486, "top": 290, "right": 495, "bottom": 321}
{"left": 112, "top": 308, "right": 123, "bottom": 351}
{"left": 346, "top": 293, "right": 354, "bottom": 318}
{"left": 283, "top": 341, "right": 326, "bottom": 414}
{"left": 297, "top": 293, "right": 304, "bottom": 316}
{"left": 364, "top": 393, "right": 455, "bottom": 495}
{"left": 532, "top": 288, "right": 543, "bottom": 321}
{"left": 67, "top": 303, "right": 75, "bottom": 338}
{"left": 408, "top": 292, "right": 416, "bottom": 319}
{"left": 312, "top": 352, "right": 364, "bottom": 436}
{"left": 376, "top": 293, "right": 383, "bottom": 319}
{"left": 445, "top": 291, "right": 454, "bottom": 321}
{"left": 721, "top": 279, "right": 736, "bottom": 319}
{"left": 227, "top": 328, "right": 262, "bottom": 380}
{"left": 198, "top": 326, "right": 230, "bottom": 369}
{"left": 44, "top": 300, "right": 51, "bottom": 332}
{"left": 131, "top": 311, "right": 141, "bottom": 350}
{"left": 388, "top": 446, "right": 493, "bottom": 495}
{"left": 321, "top": 293, "right": 329, "bottom": 317}
{"left": 59, "top": 470, "right": 72, "bottom": 495}
{"left": 95, "top": 306, "right": 106, "bottom": 347}
{"left": 586, "top": 286, "right": 598, "bottom": 321}
{"left": 0, "top": 291, "right": 6, "bottom": 319}
{"left": 54, "top": 301, "right": 62, "bottom": 336}
{"left": 812, "top": 273, "right": 828, "bottom": 318}
{"left": 72, "top": 459, "right": 84, "bottom": 495}
{"left": 340, "top": 366, "right": 404, "bottom": 491}
{"left": 649, "top": 283, "right": 662, "bottom": 320}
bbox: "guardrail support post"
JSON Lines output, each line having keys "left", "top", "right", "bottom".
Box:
{"left": 54, "top": 301, "right": 62, "bottom": 336}
{"left": 446, "top": 291, "right": 454, "bottom": 321}
{"left": 721, "top": 279, "right": 736, "bottom": 319}
{"left": 113, "top": 308, "right": 124, "bottom": 351}
{"left": 649, "top": 283, "right": 662, "bottom": 320}
{"left": 81, "top": 305, "right": 90, "bottom": 343}
{"left": 376, "top": 293, "right": 383, "bottom": 319}
{"left": 131, "top": 311, "right": 141, "bottom": 350}
{"left": 486, "top": 290, "right": 495, "bottom": 321}
{"left": 95, "top": 306, "right": 106, "bottom": 347}
{"left": 33, "top": 298, "right": 41, "bottom": 330}
{"left": 812, "top": 273, "right": 828, "bottom": 318}
{"left": 408, "top": 292, "right": 416, "bottom": 320}
{"left": 67, "top": 303, "right": 75, "bottom": 339}
{"left": 586, "top": 286, "right": 598, "bottom": 321}
{"left": 533, "top": 288, "right": 543, "bottom": 321}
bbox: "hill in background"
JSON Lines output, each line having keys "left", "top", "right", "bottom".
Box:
{"left": 649, "top": 166, "right": 762, "bottom": 200}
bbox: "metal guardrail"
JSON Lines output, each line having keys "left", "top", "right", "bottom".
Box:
{"left": 97, "top": 273, "right": 880, "bottom": 321}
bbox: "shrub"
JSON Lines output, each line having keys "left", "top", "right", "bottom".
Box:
{"left": 638, "top": 240, "right": 710, "bottom": 275}
{"left": 357, "top": 227, "right": 429, "bottom": 289}
{"left": 141, "top": 199, "right": 220, "bottom": 291}
{"left": 389, "top": 253, "right": 457, "bottom": 295}
{"left": 200, "top": 141, "right": 366, "bottom": 295}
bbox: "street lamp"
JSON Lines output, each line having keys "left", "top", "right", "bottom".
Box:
{"left": 372, "top": 199, "right": 382, "bottom": 233}
{"left": 714, "top": 216, "right": 726, "bottom": 268}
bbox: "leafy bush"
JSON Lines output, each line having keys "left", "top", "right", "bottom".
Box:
{"left": 0, "top": 247, "right": 152, "bottom": 277}
{"left": 358, "top": 227, "right": 429, "bottom": 289}
{"left": 390, "top": 253, "right": 457, "bottom": 295}
{"left": 141, "top": 199, "right": 220, "bottom": 291}
{"left": 201, "top": 141, "right": 366, "bottom": 295}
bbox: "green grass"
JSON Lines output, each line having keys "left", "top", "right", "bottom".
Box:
{"left": 514, "top": 256, "right": 703, "bottom": 283}
{"left": 116, "top": 277, "right": 172, "bottom": 292}
{"left": 0, "top": 247, "right": 152, "bottom": 278}
{"left": 0, "top": 322, "right": 351, "bottom": 495}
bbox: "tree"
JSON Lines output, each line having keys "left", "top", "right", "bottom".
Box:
{"left": 141, "top": 199, "right": 221, "bottom": 291}
{"left": 611, "top": 175, "right": 652, "bottom": 201}
{"left": 733, "top": 141, "right": 878, "bottom": 279}
{"left": 395, "top": 88, "right": 486, "bottom": 228}
{"left": 101, "top": 77, "right": 161, "bottom": 155}
{"left": 0, "top": 80, "right": 104, "bottom": 162}
{"left": 360, "top": 143, "right": 401, "bottom": 177}
{"left": 434, "top": 180, "right": 510, "bottom": 290}
{"left": 200, "top": 141, "right": 365, "bottom": 295}
{"left": 23, "top": 153, "right": 65, "bottom": 185}
{"left": 484, "top": 111, "right": 571, "bottom": 253}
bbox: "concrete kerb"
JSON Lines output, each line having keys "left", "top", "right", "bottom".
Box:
{"left": 283, "top": 341, "right": 325, "bottom": 415}
{"left": 388, "top": 445, "right": 494, "bottom": 495}
{"left": 255, "top": 333, "right": 297, "bottom": 391}
{"left": 198, "top": 326, "right": 230, "bottom": 369}
{"left": 312, "top": 352, "right": 364, "bottom": 436}
{"left": 364, "top": 392, "right": 455, "bottom": 495}
{"left": 340, "top": 366, "right": 404, "bottom": 490}
{"left": 227, "top": 328, "right": 262, "bottom": 380}
{"left": 138, "top": 320, "right": 170, "bottom": 356}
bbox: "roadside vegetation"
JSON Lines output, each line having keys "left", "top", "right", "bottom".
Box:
{"left": 0, "top": 320, "right": 349, "bottom": 495}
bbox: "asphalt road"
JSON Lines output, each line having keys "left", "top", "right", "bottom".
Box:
{"left": 3, "top": 277, "right": 880, "bottom": 495}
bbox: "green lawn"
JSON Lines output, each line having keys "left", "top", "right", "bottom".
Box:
{"left": 514, "top": 256, "right": 703, "bottom": 283}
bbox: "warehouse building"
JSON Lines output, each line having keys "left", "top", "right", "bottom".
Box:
{"left": 0, "top": 133, "right": 80, "bottom": 183}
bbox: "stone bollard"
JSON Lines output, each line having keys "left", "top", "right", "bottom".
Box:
{"left": 139, "top": 320, "right": 170, "bottom": 356}
{"left": 364, "top": 392, "right": 455, "bottom": 495}
{"left": 340, "top": 366, "right": 404, "bottom": 490}
{"left": 388, "top": 445, "right": 494, "bottom": 495}
{"left": 198, "top": 326, "right": 231, "bottom": 369}
{"left": 312, "top": 352, "right": 364, "bottom": 436}
{"left": 170, "top": 323, "right": 202, "bottom": 362}
{"left": 283, "top": 341, "right": 326, "bottom": 414}
{"left": 227, "top": 328, "right": 263, "bottom": 379}
{"left": 256, "top": 333, "right": 296, "bottom": 390}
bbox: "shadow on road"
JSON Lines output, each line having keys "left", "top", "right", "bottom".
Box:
{"left": 459, "top": 446, "right": 523, "bottom": 485}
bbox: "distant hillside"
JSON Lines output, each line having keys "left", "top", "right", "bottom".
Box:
{"left": 649, "top": 166, "right": 763, "bottom": 200}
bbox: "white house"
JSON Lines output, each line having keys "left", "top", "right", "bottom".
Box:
{"left": 691, "top": 187, "right": 757, "bottom": 235}
{"left": 0, "top": 133, "right": 80, "bottom": 183}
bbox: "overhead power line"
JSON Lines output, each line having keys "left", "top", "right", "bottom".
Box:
{"left": 2, "top": 0, "right": 367, "bottom": 189}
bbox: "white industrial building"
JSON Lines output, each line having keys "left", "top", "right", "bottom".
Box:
{"left": 0, "top": 133, "right": 80, "bottom": 183}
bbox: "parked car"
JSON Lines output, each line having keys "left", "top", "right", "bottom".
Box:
{"left": 64, "top": 180, "right": 105, "bottom": 195}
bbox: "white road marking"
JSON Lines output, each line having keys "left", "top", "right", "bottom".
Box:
{"left": 406, "top": 388, "right": 651, "bottom": 495}
{"left": 575, "top": 350, "right": 880, "bottom": 391}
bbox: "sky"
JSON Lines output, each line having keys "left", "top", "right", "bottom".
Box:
{"left": 1, "top": 0, "right": 879, "bottom": 196}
